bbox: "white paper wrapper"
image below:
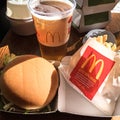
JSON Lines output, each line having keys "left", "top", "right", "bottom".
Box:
{"left": 59, "top": 38, "right": 120, "bottom": 115}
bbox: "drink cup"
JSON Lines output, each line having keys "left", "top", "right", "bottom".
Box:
{"left": 28, "top": 0, "right": 76, "bottom": 61}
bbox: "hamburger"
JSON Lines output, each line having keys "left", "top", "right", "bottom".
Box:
{"left": 0, "top": 54, "right": 59, "bottom": 110}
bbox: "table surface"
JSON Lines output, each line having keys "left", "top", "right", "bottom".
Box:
{"left": 0, "top": 12, "right": 120, "bottom": 120}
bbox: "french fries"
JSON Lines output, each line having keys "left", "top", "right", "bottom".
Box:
{"left": 92, "top": 34, "right": 117, "bottom": 51}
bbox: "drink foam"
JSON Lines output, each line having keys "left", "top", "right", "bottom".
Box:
{"left": 29, "top": 0, "right": 74, "bottom": 20}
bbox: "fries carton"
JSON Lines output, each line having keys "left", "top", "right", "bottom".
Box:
{"left": 59, "top": 37, "right": 120, "bottom": 115}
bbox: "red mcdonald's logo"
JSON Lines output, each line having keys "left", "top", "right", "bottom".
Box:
{"left": 46, "top": 32, "right": 60, "bottom": 43}
{"left": 81, "top": 54, "right": 104, "bottom": 79}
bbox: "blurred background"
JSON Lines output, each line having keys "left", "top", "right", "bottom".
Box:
{"left": 0, "top": 0, "right": 10, "bottom": 42}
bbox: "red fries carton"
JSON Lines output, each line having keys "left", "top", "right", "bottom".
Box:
{"left": 59, "top": 38, "right": 120, "bottom": 115}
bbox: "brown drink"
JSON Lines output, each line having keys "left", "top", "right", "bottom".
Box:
{"left": 28, "top": 0, "right": 76, "bottom": 61}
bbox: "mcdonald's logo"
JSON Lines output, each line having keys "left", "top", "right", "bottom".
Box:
{"left": 81, "top": 54, "right": 104, "bottom": 79}
{"left": 46, "top": 32, "right": 60, "bottom": 43}
{"left": 70, "top": 46, "right": 115, "bottom": 100}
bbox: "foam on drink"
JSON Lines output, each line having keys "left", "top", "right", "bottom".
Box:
{"left": 29, "top": 0, "right": 74, "bottom": 20}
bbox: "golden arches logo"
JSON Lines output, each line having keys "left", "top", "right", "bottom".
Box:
{"left": 81, "top": 54, "right": 104, "bottom": 79}
{"left": 46, "top": 32, "right": 60, "bottom": 43}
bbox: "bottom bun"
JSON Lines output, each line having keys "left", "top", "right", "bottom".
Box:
{"left": 0, "top": 55, "right": 59, "bottom": 110}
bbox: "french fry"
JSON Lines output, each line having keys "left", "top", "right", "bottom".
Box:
{"left": 103, "top": 34, "right": 108, "bottom": 43}
{"left": 92, "top": 34, "right": 117, "bottom": 51}
{"left": 104, "top": 42, "right": 113, "bottom": 49}
{"left": 111, "top": 44, "right": 117, "bottom": 51}
{"left": 96, "top": 35, "right": 104, "bottom": 44}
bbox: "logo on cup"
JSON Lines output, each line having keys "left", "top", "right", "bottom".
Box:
{"left": 81, "top": 54, "right": 104, "bottom": 79}
{"left": 46, "top": 32, "right": 60, "bottom": 43}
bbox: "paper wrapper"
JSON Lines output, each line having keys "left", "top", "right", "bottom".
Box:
{"left": 59, "top": 38, "right": 120, "bottom": 115}
{"left": 0, "top": 45, "right": 10, "bottom": 69}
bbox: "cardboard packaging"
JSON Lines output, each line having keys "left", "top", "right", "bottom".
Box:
{"left": 73, "top": 0, "right": 119, "bottom": 33}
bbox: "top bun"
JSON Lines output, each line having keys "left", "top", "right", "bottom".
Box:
{"left": 0, "top": 55, "right": 59, "bottom": 110}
